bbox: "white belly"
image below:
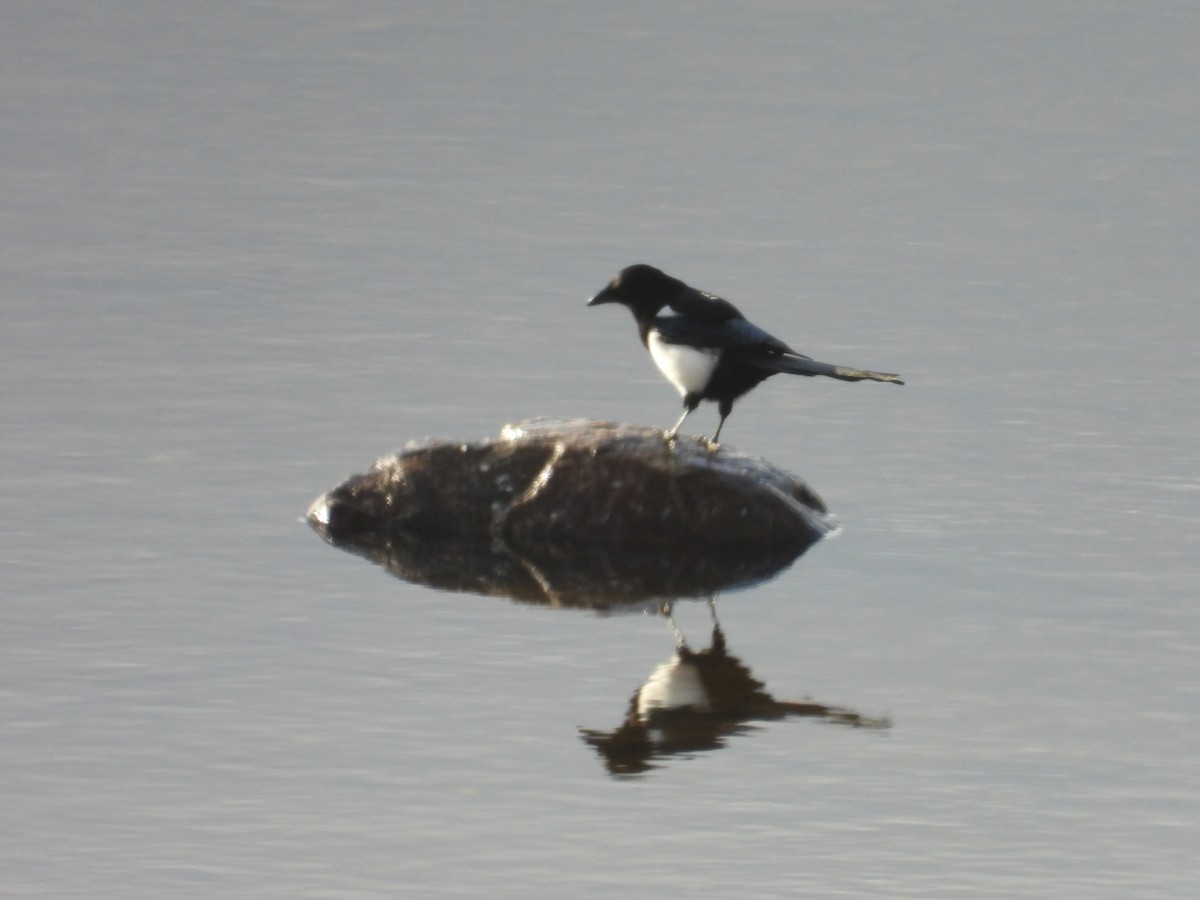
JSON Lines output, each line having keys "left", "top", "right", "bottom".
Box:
{"left": 637, "top": 655, "right": 710, "bottom": 716}
{"left": 648, "top": 330, "right": 720, "bottom": 398}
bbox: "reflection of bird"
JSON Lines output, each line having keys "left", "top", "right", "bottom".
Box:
{"left": 588, "top": 264, "right": 903, "bottom": 443}
{"left": 580, "top": 614, "right": 889, "bottom": 777}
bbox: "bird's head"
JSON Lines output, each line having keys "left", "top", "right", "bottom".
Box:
{"left": 587, "top": 264, "right": 677, "bottom": 317}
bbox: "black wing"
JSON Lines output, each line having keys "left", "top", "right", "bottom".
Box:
{"left": 653, "top": 313, "right": 799, "bottom": 356}
{"left": 666, "top": 285, "right": 745, "bottom": 324}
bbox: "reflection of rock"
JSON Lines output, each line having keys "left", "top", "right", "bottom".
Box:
{"left": 581, "top": 615, "right": 890, "bottom": 776}
{"left": 306, "top": 420, "right": 833, "bottom": 609}
{"left": 305, "top": 527, "right": 809, "bottom": 611}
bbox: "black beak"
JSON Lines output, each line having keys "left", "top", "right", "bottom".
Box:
{"left": 587, "top": 284, "right": 617, "bottom": 306}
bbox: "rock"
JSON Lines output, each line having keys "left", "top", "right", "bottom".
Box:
{"left": 306, "top": 419, "right": 834, "bottom": 608}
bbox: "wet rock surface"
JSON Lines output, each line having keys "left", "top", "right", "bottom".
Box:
{"left": 306, "top": 419, "right": 834, "bottom": 608}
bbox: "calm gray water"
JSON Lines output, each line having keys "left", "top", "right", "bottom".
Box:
{"left": 4, "top": 2, "right": 1198, "bottom": 897}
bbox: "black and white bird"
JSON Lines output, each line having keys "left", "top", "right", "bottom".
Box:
{"left": 588, "top": 264, "right": 903, "bottom": 443}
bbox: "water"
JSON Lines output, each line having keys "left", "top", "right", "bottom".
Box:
{"left": 3, "top": 2, "right": 1198, "bottom": 897}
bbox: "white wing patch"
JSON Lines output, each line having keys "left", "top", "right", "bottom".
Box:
{"left": 648, "top": 329, "right": 720, "bottom": 397}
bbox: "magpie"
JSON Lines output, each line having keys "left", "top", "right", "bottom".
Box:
{"left": 588, "top": 264, "right": 903, "bottom": 443}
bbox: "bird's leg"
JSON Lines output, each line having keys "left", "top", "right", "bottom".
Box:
{"left": 706, "top": 596, "right": 725, "bottom": 649}
{"left": 709, "top": 399, "right": 733, "bottom": 448}
{"left": 664, "top": 397, "right": 699, "bottom": 444}
{"left": 665, "top": 408, "right": 689, "bottom": 439}
{"left": 660, "top": 601, "right": 690, "bottom": 649}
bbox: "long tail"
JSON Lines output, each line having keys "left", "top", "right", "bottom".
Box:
{"left": 756, "top": 353, "right": 904, "bottom": 384}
